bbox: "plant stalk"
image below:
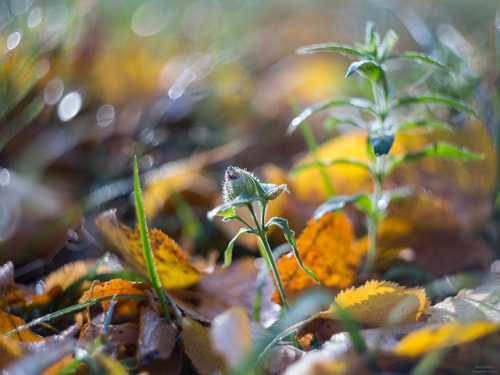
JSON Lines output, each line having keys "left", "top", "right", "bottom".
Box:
{"left": 258, "top": 232, "right": 288, "bottom": 307}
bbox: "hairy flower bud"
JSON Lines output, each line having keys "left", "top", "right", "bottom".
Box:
{"left": 222, "top": 166, "right": 258, "bottom": 202}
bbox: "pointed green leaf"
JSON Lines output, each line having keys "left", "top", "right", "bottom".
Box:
{"left": 314, "top": 193, "right": 367, "bottom": 221}
{"left": 207, "top": 193, "right": 266, "bottom": 221}
{"left": 364, "top": 21, "right": 378, "bottom": 54}
{"left": 288, "top": 98, "right": 375, "bottom": 134}
{"left": 346, "top": 60, "right": 377, "bottom": 78}
{"left": 224, "top": 228, "right": 254, "bottom": 268}
{"left": 296, "top": 43, "right": 364, "bottom": 57}
{"left": 393, "top": 95, "right": 480, "bottom": 118}
{"left": 388, "top": 142, "right": 483, "bottom": 173}
{"left": 266, "top": 217, "right": 319, "bottom": 284}
{"left": 386, "top": 53, "right": 449, "bottom": 71}
{"left": 378, "top": 29, "right": 399, "bottom": 60}
{"left": 397, "top": 120, "right": 453, "bottom": 132}
{"left": 323, "top": 115, "right": 369, "bottom": 131}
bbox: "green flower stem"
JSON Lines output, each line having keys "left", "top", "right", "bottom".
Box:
{"left": 247, "top": 203, "right": 288, "bottom": 307}
{"left": 365, "top": 154, "right": 384, "bottom": 275}
{"left": 236, "top": 216, "right": 255, "bottom": 231}
{"left": 258, "top": 232, "right": 288, "bottom": 307}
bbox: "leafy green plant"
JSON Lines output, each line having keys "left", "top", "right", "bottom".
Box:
{"left": 288, "top": 22, "right": 482, "bottom": 275}
{"left": 208, "top": 166, "right": 319, "bottom": 307}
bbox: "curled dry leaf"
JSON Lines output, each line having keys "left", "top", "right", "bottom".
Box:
{"left": 273, "top": 212, "right": 359, "bottom": 303}
{"left": 211, "top": 306, "right": 253, "bottom": 370}
{"left": 182, "top": 316, "right": 225, "bottom": 375}
{"left": 137, "top": 306, "right": 178, "bottom": 365}
{"left": 79, "top": 279, "right": 152, "bottom": 322}
{"left": 95, "top": 210, "right": 202, "bottom": 289}
{"left": 318, "top": 280, "right": 429, "bottom": 326}
{"left": 392, "top": 320, "right": 499, "bottom": 357}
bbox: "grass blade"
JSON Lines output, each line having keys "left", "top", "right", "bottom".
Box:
{"left": 133, "top": 156, "right": 172, "bottom": 324}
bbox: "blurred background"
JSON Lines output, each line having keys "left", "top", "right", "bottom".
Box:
{"left": 0, "top": 0, "right": 499, "bottom": 284}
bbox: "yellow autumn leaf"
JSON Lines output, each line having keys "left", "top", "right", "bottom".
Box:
{"left": 0, "top": 334, "right": 25, "bottom": 368}
{"left": 318, "top": 280, "right": 429, "bottom": 326}
{"left": 0, "top": 309, "right": 44, "bottom": 342}
{"left": 392, "top": 321, "right": 499, "bottom": 357}
{"left": 182, "top": 316, "right": 225, "bottom": 375}
{"left": 95, "top": 210, "right": 202, "bottom": 289}
{"left": 273, "top": 212, "right": 359, "bottom": 303}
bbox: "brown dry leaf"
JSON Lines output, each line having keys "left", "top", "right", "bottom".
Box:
{"left": 172, "top": 257, "right": 278, "bottom": 323}
{"left": 79, "top": 279, "right": 152, "bottom": 322}
{"left": 211, "top": 306, "right": 253, "bottom": 369}
{"left": 273, "top": 212, "right": 359, "bottom": 303}
{"left": 392, "top": 320, "right": 499, "bottom": 357}
{"left": 0, "top": 309, "right": 44, "bottom": 342}
{"left": 137, "top": 306, "right": 178, "bottom": 365}
{"left": 318, "top": 280, "right": 429, "bottom": 326}
{"left": 79, "top": 321, "right": 140, "bottom": 359}
{"left": 0, "top": 334, "right": 26, "bottom": 368}
{"left": 182, "top": 316, "right": 225, "bottom": 375}
{"left": 95, "top": 210, "right": 202, "bottom": 289}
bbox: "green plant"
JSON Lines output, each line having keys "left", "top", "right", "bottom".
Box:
{"left": 288, "top": 22, "right": 482, "bottom": 275}
{"left": 208, "top": 166, "right": 319, "bottom": 308}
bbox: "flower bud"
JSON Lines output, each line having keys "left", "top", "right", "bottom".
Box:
{"left": 222, "top": 166, "right": 258, "bottom": 202}
{"left": 263, "top": 184, "right": 287, "bottom": 201}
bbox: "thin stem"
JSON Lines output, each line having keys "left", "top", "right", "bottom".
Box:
{"left": 236, "top": 216, "right": 255, "bottom": 231}
{"left": 364, "top": 155, "right": 384, "bottom": 275}
{"left": 260, "top": 202, "right": 267, "bottom": 229}
{"left": 258, "top": 233, "right": 288, "bottom": 307}
{"left": 247, "top": 204, "right": 262, "bottom": 232}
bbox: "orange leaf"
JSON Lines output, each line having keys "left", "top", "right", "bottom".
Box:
{"left": 95, "top": 210, "right": 202, "bottom": 289}
{"left": 273, "top": 212, "right": 359, "bottom": 303}
{"left": 79, "top": 279, "right": 152, "bottom": 320}
{"left": 319, "top": 280, "right": 429, "bottom": 326}
{"left": 0, "top": 334, "right": 25, "bottom": 368}
{"left": 392, "top": 321, "right": 499, "bottom": 357}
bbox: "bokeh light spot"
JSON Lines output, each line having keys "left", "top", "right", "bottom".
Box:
{"left": 131, "top": 1, "right": 169, "bottom": 37}
{"left": 27, "top": 7, "right": 42, "bottom": 28}
{"left": 58, "top": 91, "right": 82, "bottom": 122}
{"left": 44, "top": 78, "right": 64, "bottom": 105}
{"left": 7, "top": 31, "right": 21, "bottom": 50}
{"left": 96, "top": 104, "right": 115, "bottom": 127}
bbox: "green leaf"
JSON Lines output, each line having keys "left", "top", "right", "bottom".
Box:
{"left": 379, "top": 187, "right": 412, "bottom": 209}
{"left": 207, "top": 193, "right": 266, "bottom": 220}
{"left": 388, "top": 142, "right": 483, "bottom": 173}
{"left": 223, "top": 228, "right": 254, "bottom": 268}
{"left": 288, "top": 98, "right": 375, "bottom": 134}
{"left": 266, "top": 217, "right": 319, "bottom": 284}
{"left": 386, "top": 53, "right": 449, "bottom": 71}
{"left": 363, "top": 21, "right": 379, "bottom": 55}
{"left": 296, "top": 43, "right": 364, "bottom": 57}
{"left": 314, "top": 194, "right": 367, "bottom": 221}
{"left": 378, "top": 29, "right": 399, "bottom": 60}
{"left": 369, "top": 129, "right": 395, "bottom": 156}
{"left": 346, "top": 60, "right": 377, "bottom": 78}
{"left": 323, "top": 115, "right": 369, "bottom": 130}
{"left": 397, "top": 120, "right": 453, "bottom": 132}
{"left": 134, "top": 157, "right": 172, "bottom": 324}
{"left": 393, "top": 95, "right": 480, "bottom": 118}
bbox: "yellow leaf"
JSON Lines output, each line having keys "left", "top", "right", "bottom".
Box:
{"left": 182, "top": 316, "right": 225, "bottom": 375}
{"left": 319, "top": 280, "right": 429, "bottom": 326}
{"left": 273, "top": 212, "right": 359, "bottom": 303}
{"left": 0, "top": 309, "right": 44, "bottom": 342}
{"left": 392, "top": 321, "right": 499, "bottom": 356}
{"left": 0, "top": 334, "right": 25, "bottom": 368}
{"left": 95, "top": 210, "right": 202, "bottom": 289}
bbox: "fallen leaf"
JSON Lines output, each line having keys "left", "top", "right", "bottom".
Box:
{"left": 171, "top": 257, "right": 279, "bottom": 323}
{"left": 0, "top": 262, "right": 27, "bottom": 309}
{"left": 392, "top": 320, "right": 499, "bottom": 357}
{"left": 211, "top": 306, "right": 253, "bottom": 369}
{"left": 318, "top": 280, "right": 429, "bottom": 326}
{"left": 79, "top": 279, "right": 152, "bottom": 322}
{"left": 0, "top": 334, "right": 25, "bottom": 368}
{"left": 428, "top": 278, "right": 500, "bottom": 324}
{"left": 137, "top": 306, "right": 178, "bottom": 365}
{"left": 182, "top": 316, "right": 225, "bottom": 375}
{"left": 274, "top": 212, "right": 359, "bottom": 303}
{"left": 0, "top": 309, "right": 44, "bottom": 342}
{"left": 95, "top": 210, "right": 202, "bottom": 289}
